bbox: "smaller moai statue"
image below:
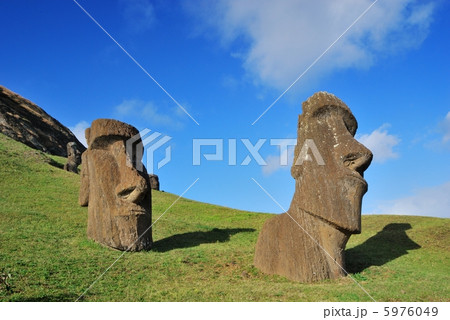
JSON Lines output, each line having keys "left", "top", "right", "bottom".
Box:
{"left": 149, "top": 174, "right": 160, "bottom": 191}
{"left": 64, "top": 142, "right": 81, "bottom": 173}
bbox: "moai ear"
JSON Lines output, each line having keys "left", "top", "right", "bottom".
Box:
{"left": 79, "top": 151, "right": 90, "bottom": 206}
{"left": 291, "top": 114, "right": 305, "bottom": 180}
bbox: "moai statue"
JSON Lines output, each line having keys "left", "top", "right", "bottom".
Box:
{"left": 79, "top": 119, "right": 152, "bottom": 251}
{"left": 64, "top": 142, "right": 81, "bottom": 173}
{"left": 254, "top": 92, "right": 373, "bottom": 282}
{"left": 149, "top": 174, "right": 160, "bottom": 191}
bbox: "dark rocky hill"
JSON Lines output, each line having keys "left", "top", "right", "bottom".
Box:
{"left": 0, "top": 85, "right": 86, "bottom": 157}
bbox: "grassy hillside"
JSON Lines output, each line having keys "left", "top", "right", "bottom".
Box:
{"left": 0, "top": 133, "right": 448, "bottom": 301}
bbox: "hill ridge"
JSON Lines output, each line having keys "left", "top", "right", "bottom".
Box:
{"left": 0, "top": 85, "right": 86, "bottom": 157}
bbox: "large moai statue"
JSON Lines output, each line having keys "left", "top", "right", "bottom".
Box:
{"left": 64, "top": 142, "right": 81, "bottom": 173}
{"left": 79, "top": 119, "right": 152, "bottom": 251}
{"left": 254, "top": 92, "right": 373, "bottom": 282}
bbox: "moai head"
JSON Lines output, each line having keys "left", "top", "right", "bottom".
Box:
{"left": 79, "top": 119, "right": 152, "bottom": 251}
{"left": 290, "top": 92, "right": 372, "bottom": 233}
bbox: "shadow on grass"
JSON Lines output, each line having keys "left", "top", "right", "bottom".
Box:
{"left": 346, "top": 223, "right": 421, "bottom": 273}
{"left": 7, "top": 293, "right": 77, "bottom": 302}
{"left": 47, "top": 158, "right": 65, "bottom": 170}
{"left": 153, "top": 228, "right": 255, "bottom": 253}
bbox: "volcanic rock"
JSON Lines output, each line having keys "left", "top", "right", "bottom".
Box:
{"left": 0, "top": 85, "right": 85, "bottom": 157}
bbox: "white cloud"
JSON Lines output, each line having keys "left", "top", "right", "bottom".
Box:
{"left": 189, "top": 0, "right": 435, "bottom": 89}
{"left": 421, "top": 111, "right": 450, "bottom": 151}
{"left": 262, "top": 143, "right": 295, "bottom": 175}
{"left": 119, "top": 0, "right": 155, "bottom": 33}
{"left": 69, "top": 121, "right": 89, "bottom": 147}
{"left": 114, "top": 99, "right": 184, "bottom": 128}
{"left": 370, "top": 181, "right": 450, "bottom": 218}
{"left": 357, "top": 124, "right": 400, "bottom": 163}
{"left": 440, "top": 111, "right": 450, "bottom": 143}
{"left": 262, "top": 154, "right": 289, "bottom": 176}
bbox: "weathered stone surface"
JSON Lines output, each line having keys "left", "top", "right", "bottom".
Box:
{"left": 254, "top": 92, "right": 373, "bottom": 282}
{"left": 0, "top": 85, "right": 86, "bottom": 157}
{"left": 149, "top": 174, "right": 160, "bottom": 191}
{"left": 64, "top": 142, "right": 81, "bottom": 173}
{"left": 79, "top": 119, "right": 152, "bottom": 251}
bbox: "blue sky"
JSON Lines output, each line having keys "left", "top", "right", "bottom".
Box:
{"left": 1, "top": 0, "right": 449, "bottom": 218}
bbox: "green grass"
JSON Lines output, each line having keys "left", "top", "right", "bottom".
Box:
{"left": 0, "top": 133, "right": 448, "bottom": 301}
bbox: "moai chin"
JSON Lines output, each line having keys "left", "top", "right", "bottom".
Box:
{"left": 79, "top": 119, "right": 152, "bottom": 251}
{"left": 254, "top": 92, "right": 373, "bottom": 282}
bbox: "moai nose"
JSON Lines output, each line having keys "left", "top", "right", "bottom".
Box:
{"left": 115, "top": 169, "right": 149, "bottom": 204}
{"left": 342, "top": 142, "right": 373, "bottom": 177}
